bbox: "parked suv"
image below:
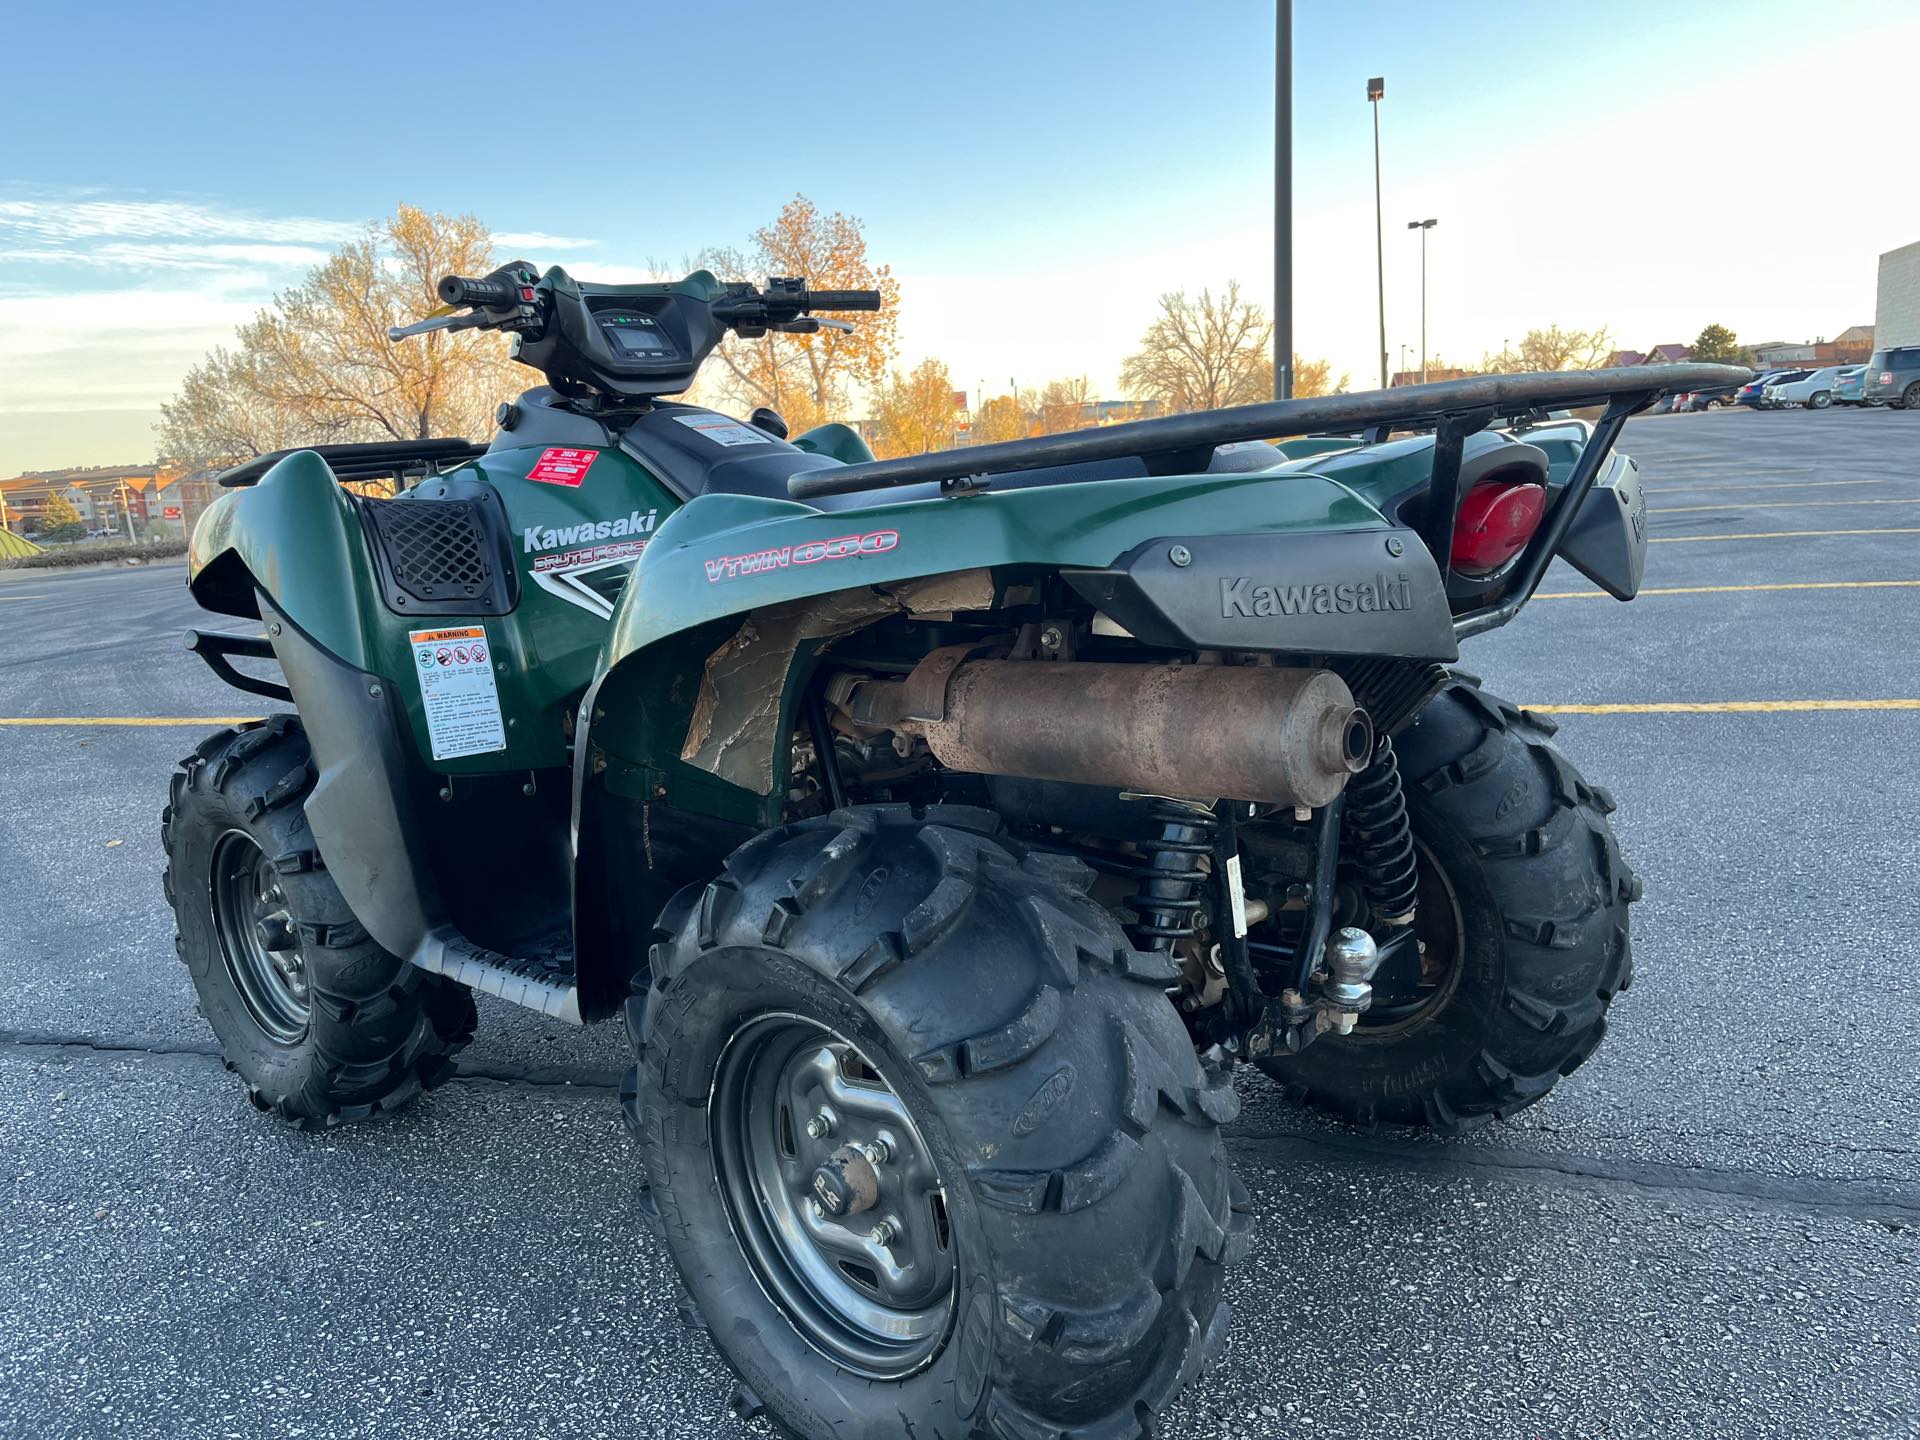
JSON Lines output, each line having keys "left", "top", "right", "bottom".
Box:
{"left": 1864, "top": 346, "right": 1920, "bottom": 409}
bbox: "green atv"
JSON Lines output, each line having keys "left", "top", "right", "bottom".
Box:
{"left": 165, "top": 258, "right": 1745, "bottom": 1438}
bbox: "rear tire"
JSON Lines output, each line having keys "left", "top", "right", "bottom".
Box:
{"left": 625, "top": 803, "right": 1248, "bottom": 1439}
{"left": 1902, "top": 382, "right": 1920, "bottom": 411}
{"left": 1255, "top": 677, "right": 1636, "bottom": 1133}
{"left": 1809, "top": 390, "right": 1831, "bottom": 409}
{"left": 161, "top": 717, "right": 476, "bottom": 1128}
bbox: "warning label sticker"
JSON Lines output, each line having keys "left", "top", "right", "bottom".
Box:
{"left": 671, "top": 415, "right": 771, "bottom": 448}
{"left": 408, "top": 626, "right": 507, "bottom": 761}
{"left": 526, "top": 448, "right": 599, "bottom": 486}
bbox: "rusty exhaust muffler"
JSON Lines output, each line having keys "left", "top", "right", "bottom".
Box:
{"left": 844, "top": 658, "right": 1373, "bottom": 808}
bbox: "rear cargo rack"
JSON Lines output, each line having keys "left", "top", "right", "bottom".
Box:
{"left": 215, "top": 438, "right": 488, "bottom": 489}
{"left": 791, "top": 363, "right": 1748, "bottom": 643}
{"left": 788, "top": 365, "right": 1746, "bottom": 501}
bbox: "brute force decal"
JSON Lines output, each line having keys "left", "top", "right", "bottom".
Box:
{"left": 520, "top": 510, "right": 658, "bottom": 619}
{"left": 1220, "top": 571, "right": 1414, "bottom": 618}
{"left": 704, "top": 529, "right": 899, "bottom": 583}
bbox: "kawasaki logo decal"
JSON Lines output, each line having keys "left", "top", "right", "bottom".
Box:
{"left": 522, "top": 509, "right": 656, "bottom": 553}
{"left": 705, "top": 529, "right": 899, "bottom": 583}
{"left": 1221, "top": 572, "right": 1414, "bottom": 618}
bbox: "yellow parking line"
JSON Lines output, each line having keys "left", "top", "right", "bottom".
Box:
{"left": 0, "top": 595, "right": 48, "bottom": 601}
{"left": 1528, "top": 700, "right": 1920, "bottom": 714}
{"left": 1643, "top": 479, "right": 1898, "bottom": 494}
{"left": 0, "top": 717, "right": 262, "bottom": 727}
{"left": 1649, "top": 527, "right": 1920, "bottom": 543}
{"left": 1536, "top": 580, "right": 1920, "bottom": 599}
{"left": 1654, "top": 499, "right": 1920, "bottom": 513}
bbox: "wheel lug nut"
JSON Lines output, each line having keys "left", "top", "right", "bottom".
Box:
{"left": 805, "top": 1112, "right": 833, "bottom": 1141}
{"left": 869, "top": 1220, "right": 896, "bottom": 1247}
{"left": 859, "top": 1138, "right": 890, "bottom": 1166}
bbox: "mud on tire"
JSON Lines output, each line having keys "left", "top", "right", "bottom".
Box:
{"left": 161, "top": 716, "right": 476, "bottom": 1128}
{"left": 1257, "top": 675, "right": 1638, "bottom": 1133}
{"left": 625, "top": 803, "right": 1250, "bottom": 1440}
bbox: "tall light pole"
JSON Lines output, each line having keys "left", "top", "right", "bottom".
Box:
{"left": 1367, "top": 77, "right": 1386, "bottom": 390}
{"left": 1274, "top": 2, "right": 1292, "bottom": 399}
{"left": 1407, "top": 217, "right": 1436, "bottom": 383}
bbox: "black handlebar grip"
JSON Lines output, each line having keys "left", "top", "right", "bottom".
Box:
{"left": 807, "top": 289, "right": 883, "bottom": 312}
{"left": 438, "top": 274, "right": 515, "bottom": 308}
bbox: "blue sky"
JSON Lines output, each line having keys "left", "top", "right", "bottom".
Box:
{"left": 4, "top": 0, "right": 1917, "bottom": 471}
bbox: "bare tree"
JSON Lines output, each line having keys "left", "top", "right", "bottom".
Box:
{"left": 1120, "top": 283, "right": 1273, "bottom": 414}
{"left": 1481, "top": 325, "right": 1615, "bottom": 374}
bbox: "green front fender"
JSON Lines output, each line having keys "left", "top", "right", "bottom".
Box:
{"left": 584, "top": 470, "right": 1392, "bottom": 827}
{"left": 187, "top": 451, "right": 383, "bottom": 666}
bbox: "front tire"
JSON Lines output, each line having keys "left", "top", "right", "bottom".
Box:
{"left": 1256, "top": 677, "right": 1637, "bottom": 1133}
{"left": 161, "top": 717, "right": 477, "bottom": 1128}
{"left": 625, "top": 804, "right": 1248, "bottom": 1440}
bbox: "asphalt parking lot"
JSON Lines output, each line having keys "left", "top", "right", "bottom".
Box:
{"left": 2, "top": 406, "right": 1916, "bottom": 1439}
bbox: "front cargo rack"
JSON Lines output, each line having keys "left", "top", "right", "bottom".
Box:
{"left": 215, "top": 438, "right": 488, "bottom": 489}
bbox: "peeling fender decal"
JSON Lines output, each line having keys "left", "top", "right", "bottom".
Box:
{"left": 704, "top": 529, "right": 899, "bottom": 583}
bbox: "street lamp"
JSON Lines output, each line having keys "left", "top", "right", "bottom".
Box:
{"left": 1407, "top": 217, "right": 1436, "bottom": 383}
{"left": 1274, "top": 1, "right": 1293, "bottom": 399}
{"left": 1367, "top": 77, "right": 1386, "bottom": 390}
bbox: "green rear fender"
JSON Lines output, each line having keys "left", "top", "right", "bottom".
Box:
{"left": 583, "top": 470, "right": 1393, "bottom": 826}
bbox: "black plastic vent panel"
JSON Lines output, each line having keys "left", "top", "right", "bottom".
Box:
{"left": 360, "top": 495, "right": 518, "bottom": 617}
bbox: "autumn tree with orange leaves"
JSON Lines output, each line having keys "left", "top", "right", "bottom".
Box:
{"left": 704, "top": 196, "right": 901, "bottom": 434}
{"left": 159, "top": 205, "right": 519, "bottom": 470}
{"left": 869, "top": 358, "right": 961, "bottom": 457}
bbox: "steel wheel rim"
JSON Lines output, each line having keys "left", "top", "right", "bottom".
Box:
{"left": 210, "top": 829, "right": 308, "bottom": 1044}
{"left": 709, "top": 1012, "right": 955, "bottom": 1378}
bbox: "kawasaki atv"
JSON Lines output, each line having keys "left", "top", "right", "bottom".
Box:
{"left": 164, "top": 257, "right": 1746, "bottom": 1438}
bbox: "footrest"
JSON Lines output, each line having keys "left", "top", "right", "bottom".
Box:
{"left": 409, "top": 926, "right": 581, "bottom": 1024}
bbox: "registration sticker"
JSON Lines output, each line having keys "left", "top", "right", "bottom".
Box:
{"left": 526, "top": 448, "right": 599, "bottom": 486}
{"left": 408, "top": 626, "right": 507, "bottom": 761}
{"left": 672, "top": 415, "right": 771, "bottom": 447}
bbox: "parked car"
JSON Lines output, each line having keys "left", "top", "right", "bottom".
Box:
{"left": 1761, "top": 366, "right": 1844, "bottom": 409}
{"left": 1735, "top": 369, "right": 1806, "bottom": 407}
{"left": 1682, "top": 385, "right": 1739, "bottom": 410}
{"left": 1863, "top": 345, "right": 1920, "bottom": 409}
{"left": 1831, "top": 365, "right": 1869, "bottom": 405}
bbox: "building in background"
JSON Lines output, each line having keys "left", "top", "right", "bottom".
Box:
{"left": 0, "top": 462, "right": 185, "bottom": 540}
{"left": 1877, "top": 241, "right": 1920, "bottom": 348}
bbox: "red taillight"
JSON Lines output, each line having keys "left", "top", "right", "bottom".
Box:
{"left": 1451, "top": 480, "right": 1546, "bottom": 575}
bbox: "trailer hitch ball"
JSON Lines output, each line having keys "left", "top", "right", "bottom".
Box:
{"left": 1323, "top": 926, "right": 1383, "bottom": 1036}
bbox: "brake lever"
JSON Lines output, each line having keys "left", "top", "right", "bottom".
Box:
{"left": 770, "top": 317, "right": 856, "bottom": 335}
{"left": 386, "top": 310, "right": 487, "bottom": 343}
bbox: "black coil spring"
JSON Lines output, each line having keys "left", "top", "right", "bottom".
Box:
{"left": 1128, "top": 800, "right": 1219, "bottom": 949}
{"left": 1343, "top": 738, "right": 1419, "bottom": 923}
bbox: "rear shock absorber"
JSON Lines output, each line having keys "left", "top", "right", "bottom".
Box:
{"left": 1342, "top": 738, "right": 1419, "bottom": 926}
{"left": 1128, "top": 799, "right": 1219, "bottom": 950}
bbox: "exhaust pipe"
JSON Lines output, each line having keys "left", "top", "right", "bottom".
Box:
{"left": 848, "top": 659, "right": 1372, "bottom": 808}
